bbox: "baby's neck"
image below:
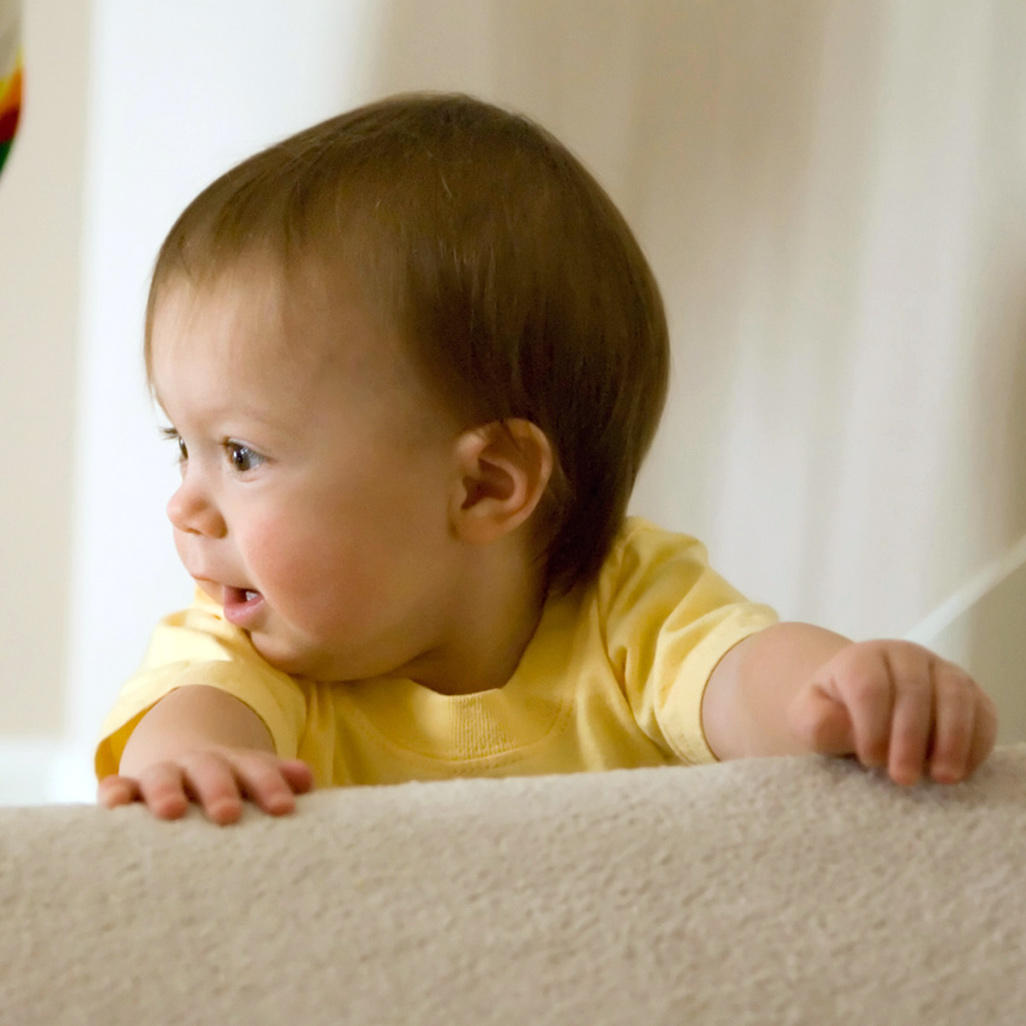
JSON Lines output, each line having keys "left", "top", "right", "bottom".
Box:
{"left": 409, "top": 546, "right": 548, "bottom": 697}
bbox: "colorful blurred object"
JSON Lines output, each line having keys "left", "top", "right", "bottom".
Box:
{"left": 0, "top": 57, "right": 20, "bottom": 173}
{"left": 0, "top": 0, "right": 20, "bottom": 176}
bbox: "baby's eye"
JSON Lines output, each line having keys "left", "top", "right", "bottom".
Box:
{"left": 161, "top": 427, "right": 187, "bottom": 462}
{"left": 225, "top": 440, "right": 264, "bottom": 473}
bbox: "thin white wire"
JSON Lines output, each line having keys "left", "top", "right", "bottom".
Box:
{"left": 905, "top": 530, "right": 1026, "bottom": 645}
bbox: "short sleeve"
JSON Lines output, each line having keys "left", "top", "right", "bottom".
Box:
{"left": 600, "top": 519, "right": 778, "bottom": 764}
{"left": 94, "top": 590, "right": 308, "bottom": 779}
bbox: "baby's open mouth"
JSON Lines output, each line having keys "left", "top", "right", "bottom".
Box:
{"left": 222, "top": 586, "right": 265, "bottom": 626}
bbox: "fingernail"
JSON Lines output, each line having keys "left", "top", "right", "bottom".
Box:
{"left": 930, "top": 763, "right": 961, "bottom": 784}
{"left": 210, "top": 799, "right": 241, "bottom": 823}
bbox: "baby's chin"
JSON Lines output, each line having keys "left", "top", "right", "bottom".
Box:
{"left": 247, "top": 630, "right": 317, "bottom": 676}
{"left": 245, "top": 627, "right": 356, "bottom": 683}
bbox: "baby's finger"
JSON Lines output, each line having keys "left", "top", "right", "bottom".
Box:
{"left": 179, "top": 751, "right": 245, "bottom": 825}
{"left": 929, "top": 669, "right": 979, "bottom": 783}
{"left": 836, "top": 653, "right": 894, "bottom": 769}
{"left": 232, "top": 754, "right": 305, "bottom": 816}
{"left": 278, "top": 758, "right": 315, "bottom": 795}
{"left": 137, "top": 762, "right": 190, "bottom": 820}
{"left": 885, "top": 652, "right": 934, "bottom": 786}
{"left": 97, "top": 775, "right": 140, "bottom": 808}
{"left": 967, "top": 690, "right": 999, "bottom": 775}
{"left": 788, "top": 685, "right": 855, "bottom": 755}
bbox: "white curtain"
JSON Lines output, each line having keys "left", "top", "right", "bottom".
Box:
{"left": 364, "top": 0, "right": 1026, "bottom": 730}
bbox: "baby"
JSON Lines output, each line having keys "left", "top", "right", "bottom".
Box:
{"left": 96, "top": 93, "right": 997, "bottom": 824}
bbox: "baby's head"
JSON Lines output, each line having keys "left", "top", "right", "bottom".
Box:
{"left": 147, "top": 93, "right": 668, "bottom": 600}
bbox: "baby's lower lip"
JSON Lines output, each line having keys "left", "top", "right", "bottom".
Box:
{"left": 222, "top": 586, "right": 265, "bottom": 627}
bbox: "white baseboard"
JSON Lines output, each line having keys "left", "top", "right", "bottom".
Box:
{"left": 0, "top": 737, "right": 96, "bottom": 806}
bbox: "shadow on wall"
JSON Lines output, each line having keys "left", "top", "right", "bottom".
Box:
{"left": 977, "top": 294, "right": 1026, "bottom": 742}
{"left": 969, "top": 562, "right": 1026, "bottom": 744}
{"left": 955, "top": 303, "right": 1026, "bottom": 743}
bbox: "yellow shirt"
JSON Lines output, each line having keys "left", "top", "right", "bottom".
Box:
{"left": 95, "top": 518, "right": 777, "bottom": 785}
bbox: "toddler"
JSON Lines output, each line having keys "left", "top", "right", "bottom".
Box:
{"left": 96, "top": 93, "right": 997, "bottom": 824}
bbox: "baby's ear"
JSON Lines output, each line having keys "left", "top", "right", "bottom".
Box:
{"left": 449, "top": 419, "right": 554, "bottom": 544}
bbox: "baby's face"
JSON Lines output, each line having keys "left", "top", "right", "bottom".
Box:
{"left": 149, "top": 263, "right": 468, "bottom": 683}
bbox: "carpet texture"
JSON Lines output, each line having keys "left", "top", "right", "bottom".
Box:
{"left": 2, "top": 746, "right": 1024, "bottom": 1025}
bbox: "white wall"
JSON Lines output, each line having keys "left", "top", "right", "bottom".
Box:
{"left": 0, "top": 0, "right": 88, "bottom": 801}
{"left": 3, "top": 0, "right": 1024, "bottom": 804}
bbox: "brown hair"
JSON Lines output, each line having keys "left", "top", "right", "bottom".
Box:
{"left": 146, "top": 92, "right": 669, "bottom": 593}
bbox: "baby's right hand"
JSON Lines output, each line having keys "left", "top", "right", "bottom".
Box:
{"left": 97, "top": 746, "right": 315, "bottom": 825}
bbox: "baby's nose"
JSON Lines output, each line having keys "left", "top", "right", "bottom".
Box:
{"left": 166, "top": 476, "right": 227, "bottom": 538}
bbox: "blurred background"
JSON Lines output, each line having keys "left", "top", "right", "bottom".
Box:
{"left": 1, "top": 0, "right": 1024, "bottom": 804}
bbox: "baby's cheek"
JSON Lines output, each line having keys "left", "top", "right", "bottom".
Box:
{"left": 241, "top": 518, "right": 303, "bottom": 587}
{"left": 250, "top": 521, "right": 316, "bottom": 585}
{"left": 246, "top": 520, "right": 365, "bottom": 625}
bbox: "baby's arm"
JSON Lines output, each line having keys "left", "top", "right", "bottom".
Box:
{"left": 97, "top": 685, "right": 313, "bottom": 824}
{"left": 701, "top": 623, "right": 998, "bottom": 784}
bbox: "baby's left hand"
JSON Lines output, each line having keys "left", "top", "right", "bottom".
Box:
{"left": 788, "top": 640, "right": 998, "bottom": 785}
